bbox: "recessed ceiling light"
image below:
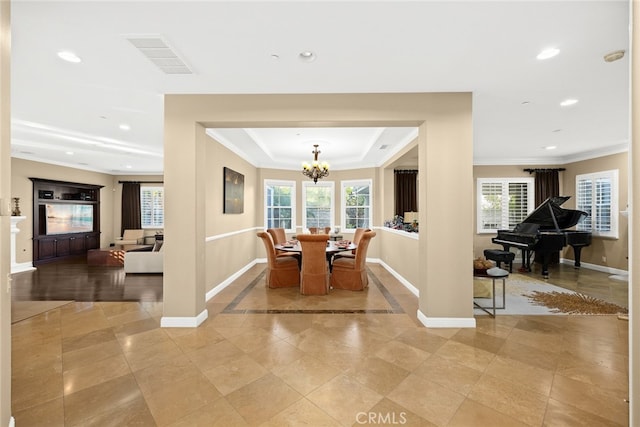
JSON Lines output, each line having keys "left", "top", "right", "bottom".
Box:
{"left": 560, "top": 99, "right": 578, "bottom": 107}
{"left": 521, "top": 101, "right": 530, "bottom": 105}
{"left": 536, "top": 47, "right": 559, "bottom": 60}
{"left": 270, "top": 54, "right": 280, "bottom": 60}
{"left": 57, "top": 50, "right": 82, "bottom": 63}
{"left": 119, "top": 123, "right": 131, "bottom": 131}
{"left": 65, "top": 151, "right": 74, "bottom": 155}
{"left": 125, "top": 165, "right": 132, "bottom": 169}
{"left": 299, "top": 51, "right": 316, "bottom": 62}
{"left": 552, "top": 129, "right": 562, "bottom": 133}
{"left": 545, "top": 146, "right": 557, "bottom": 150}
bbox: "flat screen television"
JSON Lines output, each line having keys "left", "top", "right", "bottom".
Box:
{"left": 45, "top": 204, "right": 94, "bottom": 235}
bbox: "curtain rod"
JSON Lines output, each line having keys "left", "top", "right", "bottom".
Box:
{"left": 118, "top": 180, "right": 164, "bottom": 184}
{"left": 523, "top": 168, "right": 566, "bottom": 174}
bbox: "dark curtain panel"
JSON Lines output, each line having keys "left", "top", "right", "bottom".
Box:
{"left": 121, "top": 182, "right": 141, "bottom": 235}
{"left": 394, "top": 170, "right": 418, "bottom": 217}
{"left": 534, "top": 169, "right": 560, "bottom": 206}
{"left": 533, "top": 169, "right": 560, "bottom": 264}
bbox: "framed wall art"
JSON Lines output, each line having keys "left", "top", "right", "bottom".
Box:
{"left": 223, "top": 167, "right": 244, "bottom": 214}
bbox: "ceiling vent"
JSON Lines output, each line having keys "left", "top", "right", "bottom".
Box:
{"left": 126, "top": 36, "right": 192, "bottom": 74}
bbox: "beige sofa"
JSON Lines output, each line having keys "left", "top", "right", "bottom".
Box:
{"left": 117, "top": 229, "right": 145, "bottom": 245}
{"left": 124, "top": 242, "right": 163, "bottom": 273}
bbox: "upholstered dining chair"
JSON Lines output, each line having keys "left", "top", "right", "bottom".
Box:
{"left": 296, "top": 233, "right": 330, "bottom": 295}
{"left": 334, "top": 227, "right": 371, "bottom": 260}
{"left": 330, "top": 230, "right": 376, "bottom": 291}
{"left": 256, "top": 232, "right": 300, "bottom": 288}
{"left": 308, "top": 226, "right": 332, "bottom": 235}
{"left": 267, "top": 228, "right": 300, "bottom": 262}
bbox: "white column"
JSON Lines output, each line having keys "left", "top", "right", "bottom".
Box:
{"left": 10, "top": 216, "right": 34, "bottom": 274}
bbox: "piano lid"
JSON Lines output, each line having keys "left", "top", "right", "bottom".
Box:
{"left": 521, "top": 196, "right": 588, "bottom": 230}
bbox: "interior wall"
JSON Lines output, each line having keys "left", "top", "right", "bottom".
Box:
{"left": 0, "top": 1, "right": 11, "bottom": 424}
{"left": 630, "top": 1, "right": 638, "bottom": 421}
{"left": 562, "top": 151, "right": 629, "bottom": 270}
{"left": 10, "top": 158, "right": 117, "bottom": 262}
{"left": 204, "top": 134, "right": 258, "bottom": 290}
{"left": 163, "top": 92, "right": 473, "bottom": 325}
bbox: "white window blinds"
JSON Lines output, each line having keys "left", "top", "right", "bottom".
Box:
{"left": 477, "top": 178, "right": 534, "bottom": 233}
{"left": 140, "top": 186, "right": 164, "bottom": 228}
{"left": 576, "top": 170, "right": 618, "bottom": 238}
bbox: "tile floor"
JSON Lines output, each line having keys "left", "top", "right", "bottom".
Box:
{"left": 11, "top": 263, "right": 630, "bottom": 426}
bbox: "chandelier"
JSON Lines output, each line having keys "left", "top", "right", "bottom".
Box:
{"left": 301, "top": 144, "right": 329, "bottom": 183}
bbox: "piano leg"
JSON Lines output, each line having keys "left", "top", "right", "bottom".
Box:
{"left": 519, "top": 249, "right": 533, "bottom": 272}
{"left": 572, "top": 245, "right": 584, "bottom": 268}
{"left": 541, "top": 253, "right": 551, "bottom": 279}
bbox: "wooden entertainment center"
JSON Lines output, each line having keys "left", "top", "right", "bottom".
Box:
{"left": 30, "top": 178, "right": 103, "bottom": 265}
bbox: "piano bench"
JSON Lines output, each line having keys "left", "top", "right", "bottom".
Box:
{"left": 484, "top": 249, "right": 516, "bottom": 273}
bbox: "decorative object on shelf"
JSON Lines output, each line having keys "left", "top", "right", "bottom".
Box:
{"left": 403, "top": 211, "right": 418, "bottom": 224}
{"left": 223, "top": 167, "right": 244, "bottom": 214}
{"left": 383, "top": 215, "right": 419, "bottom": 233}
{"left": 301, "top": 144, "right": 329, "bottom": 183}
{"left": 12, "top": 197, "right": 21, "bottom": 216}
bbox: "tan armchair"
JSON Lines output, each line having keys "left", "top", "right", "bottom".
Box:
{"left": 257, "top": 232, "right": 300, "bottom": 288}
{"left": 297, "top": 234, "right": 330, "bottom": 295}
{"left": 334, "top": 227, "right": 371, "bottom": 260}
{"left": 330, "top": 231, "right": 376, "bottom": 291}
{"left": 267, "top": 228, "right": 300, "bottom": 262}
{"left": 308, "top": 227, "right": 331, "bottom": 234}
{"left": 117, "top": 229, "right": 145, "bottom": 245}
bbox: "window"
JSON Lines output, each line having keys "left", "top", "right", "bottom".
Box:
{"left": 264, "top": 180, "right": 296, "bottom": 232}
{"left": 140, "top": 186, "right": 164, "bottom": 228}
{"left": 302, "top": 181, "right": 334, "bottom": 230}
{"left": 576, "top": 170, "right": 618, "bottom": 238}
{"left": 477, "top": 178, "right": 534, "bottom": 233}
{"left": 342, "top": 179, "right": 372, "bottom": 231}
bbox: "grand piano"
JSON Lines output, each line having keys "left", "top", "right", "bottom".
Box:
{"left": 491, "top": 196, "right": 592, "bottom": 278}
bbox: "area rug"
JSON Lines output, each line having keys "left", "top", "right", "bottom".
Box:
{"left": 473, "top": 273, "right": 626, "bottom": 316}
{"left": 527, "top": 291, "right": 628, "bottom": 315}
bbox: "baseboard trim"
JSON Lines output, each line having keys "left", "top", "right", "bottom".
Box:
{"left": 11, "top": 262, "right": 36, "bottom": 274}
{"left": 559, "top": 258, "right": 628, "bottom": 276}
{"left": 417, "top": 309, "right": 476, "bottom": 328}
{"left": 161, "top": 309, "right": 208, "bottom": 328}
{"left": 375, "top": 259, "right": 420, "bottom": 297}
{"left": 206, "top": 260, "right": 258, "bottom": 301}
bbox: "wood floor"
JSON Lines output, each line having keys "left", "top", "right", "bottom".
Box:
{"left": 9, "top": 260, "right": 630, "bottom": 426}
{"left": 11, "top": 257, "right": 163, "bottom": 302}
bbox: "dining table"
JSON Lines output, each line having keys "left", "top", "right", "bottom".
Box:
{"left": 275, "top": 240, "right": 357, "bottom": 271}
